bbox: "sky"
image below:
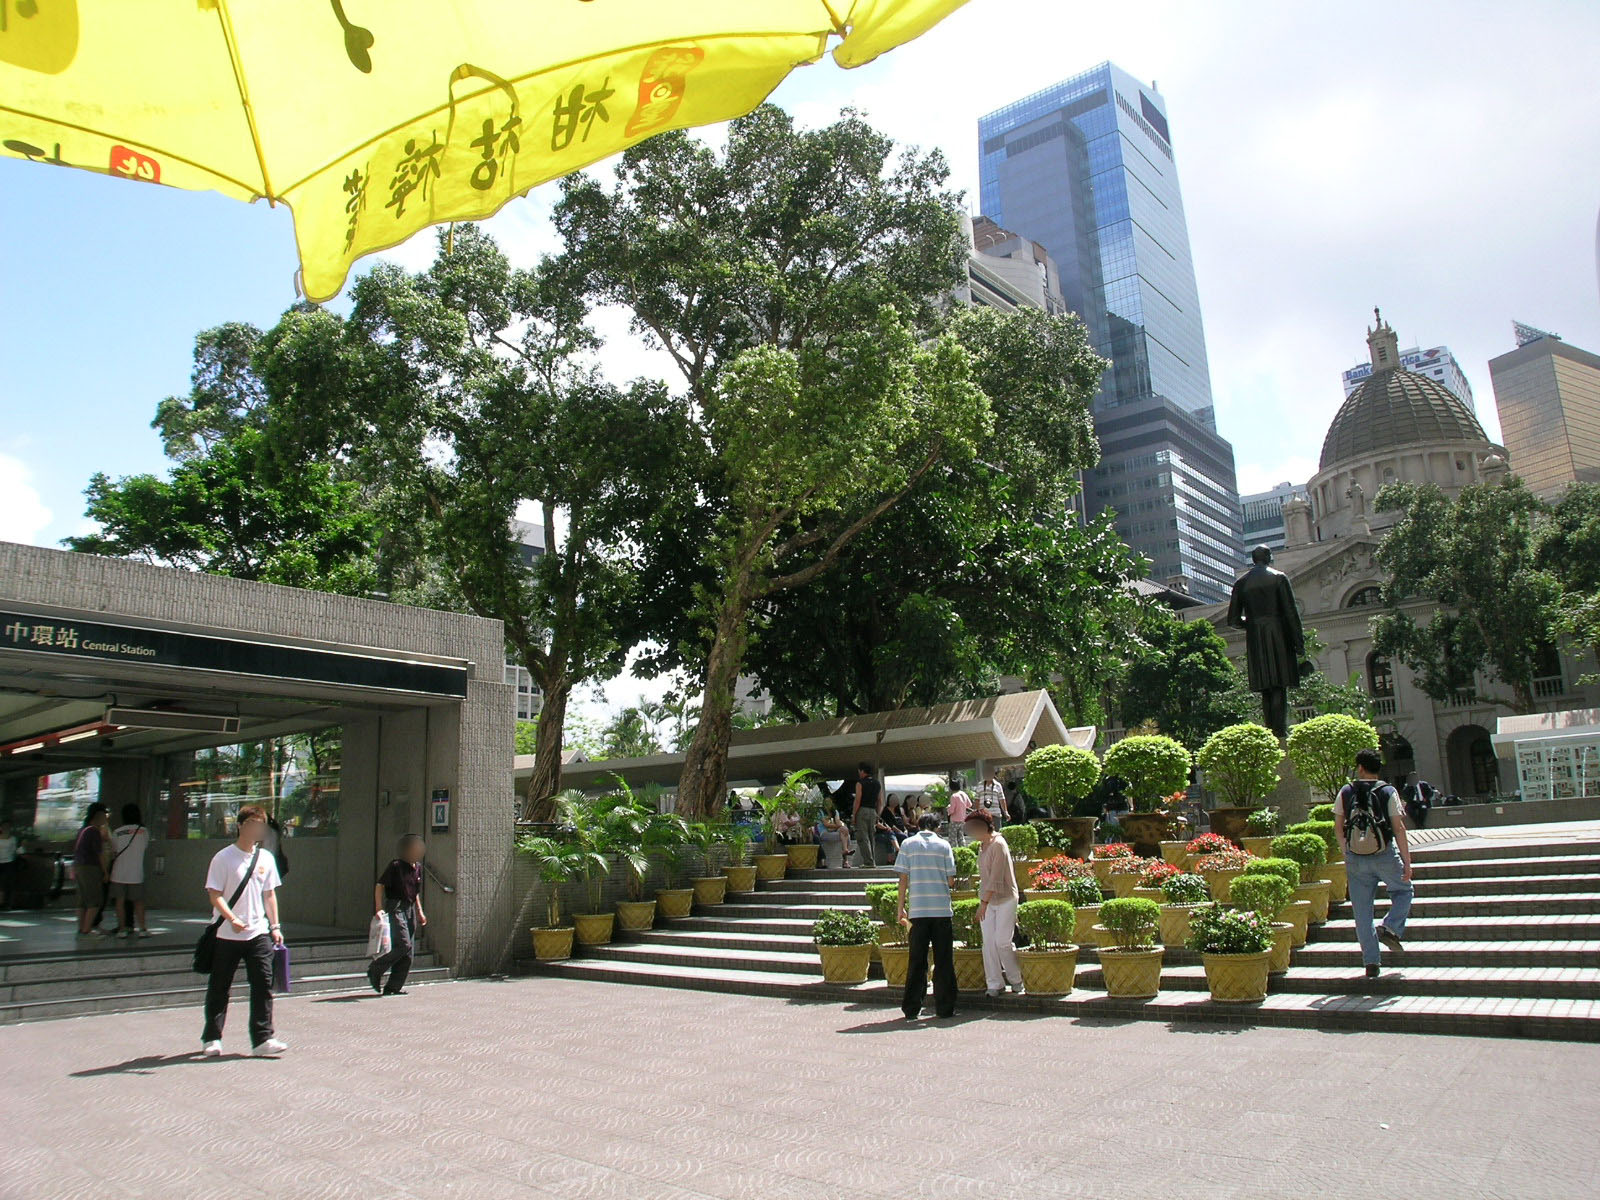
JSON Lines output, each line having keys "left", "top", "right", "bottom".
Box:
{"left": 3, "top": 0, "right": 1599, "bottom": 716}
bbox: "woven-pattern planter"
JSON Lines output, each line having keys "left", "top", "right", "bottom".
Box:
{"left": 1241, "top": 836, "right": 1275, "bottom": 857}
{"left": 786, "top": 843, "right": 820, "bottom": 871}
{"left": 1090, "top": 858, "right": 1115, "bottom": 887}
{"left": 1131, "top": 886, "right": 1165, "bottom": 903}
{"left": 1319, "top": 860, "right": 1348, "bottom": 903}
{"left": 953, "top": 947, "right": 987, "bottom": 991}
{"left": 1295, "top": 880, "right": 1331, "bottom": 924}
{"left": 754, "top": 854, "right": 789, "bottom": 881}
{"left": 951, "top": 888, "right": 978, "bottom": 903}
{"left": 1016, "top": 947, "right": 1078, "bottom": 996}
{"left": 531, "top": 927, "right": 574, "bottom": 961}
{"left": 615, "top": 900, "right": 656, "bottom": 931}
{"left": 1159, "top": 841, "right": 1189, "bottom": 866}
{"left": 573, "top": 912, "right": 615, "bottom": 946}
{"left": 1072, "top": 904, "right": 1100, "bottom": 945}
{"left": 1108, "top": 873, "right": 1142, "bottom": 899}
{"left": 1012, "top": 860, "right": 1034, "bottom": 893}
{"left": 1099, "top": 946, "right": 1163, "bottom": 998}
{"left": 1202, "top": 867, "right": 1244, "bottom": 902}
{"left": 817, "top": 943, "right": 873, "bottom": 983}
{"left": 655, "top": 888, "right": 694, "bottom": 919}
{"left": 1201, "top": 950, "right": 1271, "bottom": 1002}
{"left": 722, "top": 865, "right": 757, "bottom": 893}
{"left": 879, "top": 942, "right": 912, "bottom": 987}
{"left": 1267, "top": 923, "right": 1293, "bottom": 974}
{"left": 691, "top": 876, "right": 727, "bottom": 907}
{"left": 1282, "top": 899, "right": 1312, "bottom": 946}
{"left": 1159, "top": 903, "right": 1199, "bottom": 950}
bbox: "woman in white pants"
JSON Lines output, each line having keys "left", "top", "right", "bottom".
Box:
{"left": 967, "top": 809, "right": 1024, "bottom": 998}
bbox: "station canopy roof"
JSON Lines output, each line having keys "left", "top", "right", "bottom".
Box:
{"left": 520, "top": 690, "right": 1095, "bottom": 791}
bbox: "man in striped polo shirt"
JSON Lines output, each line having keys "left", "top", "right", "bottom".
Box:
{"left": 895, "top": 813, "right": 959, "bottom": 1020}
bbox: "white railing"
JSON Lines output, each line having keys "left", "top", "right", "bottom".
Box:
{"left": 1533, "top": 676, "right": 1565, "bottom": 700}
{"left": 1371, "top": 697, "right": 1397, "bottom": 717}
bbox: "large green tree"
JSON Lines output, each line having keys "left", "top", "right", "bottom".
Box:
{"left": 1115, "top": 607, "right": 1250, "bottom": 749}
{"left": 1535, "top": 482, "right": 1600, "bottom": 679}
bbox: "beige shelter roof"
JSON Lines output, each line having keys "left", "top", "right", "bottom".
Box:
{"left": 516, "top": 690, "right": 1093, "bottom": 791}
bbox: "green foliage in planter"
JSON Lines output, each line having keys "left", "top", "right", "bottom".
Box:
{"left": 1023, "top": 744, "right": 1101, "bottom": 812}
{"left": 1030, "top": 821, "right": 1066, "bottom": 853}
{"left": 1004, "top": 823, "right": 1039, "bottom": 858}
{"left": 951, "top": 898, "right": 983, "bottom": 948}
{"left": 1285, "top": 714, "right": 1379, "bottom": 802}
{"left": 1286, "top": 820, "right": 1339, "bottom": 857}
{"left": 1308, "top": 803, "right": 1335, "bottom": 822}
{"left": 516, "top": 835, "right": 609, "bottom": 928}
{"left": 1097, "top": 897, "right": 1160, "bottom": 948}
{"left": 1244, "top": 807, "right": 1281, "bottom": 837}
{"left": 718, "top": 822, "right": 753, "bottom": 867}
{"left": 864, "top": 882, "right": 900, "bottom": 926}
{"left": 1015, "top": 898, "right": 1076, "bottom": 949}
{"left": 1227, "top": 873, "right": 1293, "bottom": 921}
{"left": 1185, "top": 903, "right": 1274, "bottom": 955}
{"left": 1239, "top": 857, "right": 1301, "bottom": 890}
{"left": 812, "top": 908, "right": 877, "bottom": 947}
{"left": 1195, "top": 723, "right": 1281, "bottom": 805}
{"left": 1270, "top": 832, "right": 1328, "bottom": 871}
{"left": 1102, "top": 735, "right": 1192, "bottom": 810}
{"left": 1065, "top": 875, "right": 1105, "bottom": 908}
{"left": 952, "top": 844, "right": 979, "bottom": 881}
{"left": 1160, "top": 872, "right": 1210, "bottom": 905}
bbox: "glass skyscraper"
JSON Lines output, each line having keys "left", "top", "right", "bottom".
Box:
{"left": 979, "top": 63, "right": 1244, "bottom": 601}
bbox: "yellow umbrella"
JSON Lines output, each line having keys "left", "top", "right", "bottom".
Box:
{"left": 0, "top": 0, "right": 967, "bottom": 301}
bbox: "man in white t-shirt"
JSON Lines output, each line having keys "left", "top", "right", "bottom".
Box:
{"left": 108, "top": 803, "right": 151, "bottom": 937}
{"left": 974, "top": 774, "right": 1009, "bottom": 826}
{"left": 1334, "top": 748, "right": 1413, "bottom": 981}
{"left": 201, "top": 804, "right": 287, "bottom": 1057}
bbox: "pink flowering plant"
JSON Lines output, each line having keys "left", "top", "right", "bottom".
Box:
{"left": 1186, "top": 833, "right": 1233, "bottom": 856}
{"left": 1138, "top": 860, "right": 1184, "bottom": 888}
{"left": 1195, "top": 849, "right": 1255, "bottom": 873}
{"left": 1094, "top": 842, "right": 1135, "bottom": 860}
{"left": 1107, "top": 855, "right": 1156, "bottom": 877}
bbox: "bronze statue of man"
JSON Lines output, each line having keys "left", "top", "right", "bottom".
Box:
{"left": 1227, "top": 545, "right": 1306, "bottom": 739}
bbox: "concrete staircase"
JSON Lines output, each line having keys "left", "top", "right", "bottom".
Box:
{"left": 524, "top": 838, "right": 1600, "bottom": 1041}
{"left": 0, "top": 936, "right": 448, "bottom": 1024}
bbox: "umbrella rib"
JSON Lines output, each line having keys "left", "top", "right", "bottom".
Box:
{"left": 213, "top": 0, "right": 278, "bottom": 203}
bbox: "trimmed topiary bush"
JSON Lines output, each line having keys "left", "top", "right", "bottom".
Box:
{"left": 1271, "top": 832, "right": 1328, "bottom": 871}
{"left": 1195, "top": 723, "right": 1282, "bottom": 805}
{"left": 1239, "top": 857, "right": 1302, "bottom": 890}
{"left": 1161, "top": 872, "right": 1210, "bottom": 905}
{"left": 953, "top": 844, "right": 979, "bottom": 881}
{"left": 952, "top": 898, "right": 983, "bottom": 947}
{"left": 1286, "top": 820, "right": 1339, "bottom": 858}
{"left": 1016, "top": 898, "right": 1076, "bottom": 948}
{"left": 1102, "top": 735, "right": 1192, "bottom": 810}
{"left": 1308, "top": 803, "right": 1335, "bottom": 822}
{"left": 1098, "top": 897, "right": 1161, "bottom": 948}
{"left": 864, "top": 882, "right": 900, "bottom": 925}
{"left": 1286, "top": 714, "right": 1379, "bottom": 802}
{"left": 1228, "top": 873, "right": 1293, "bottom": 921}
{"left": 1004, "top": 823, "right": 1040, "bottom": 859}
{"left": 1024, "top": 744, "right": 1102, "bottom": 813}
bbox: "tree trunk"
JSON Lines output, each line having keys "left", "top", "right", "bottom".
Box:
{"left": 522, "top": 678, "right": 571, "bottom": 822}
{"left": 675, "top": 594, "right": 752, "bottom": 820}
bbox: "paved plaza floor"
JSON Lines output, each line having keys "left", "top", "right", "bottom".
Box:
{"left": 2, "top": 976, "right": 1595, "bottom": 1200}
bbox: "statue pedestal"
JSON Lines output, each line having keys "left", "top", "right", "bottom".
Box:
{"left": 1267, "top": 755, "right": 1315, "bottom": 826}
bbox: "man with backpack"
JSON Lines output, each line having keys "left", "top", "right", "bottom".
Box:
{"left": 1336, "top": 749, "right": 1414, "bottom": 980}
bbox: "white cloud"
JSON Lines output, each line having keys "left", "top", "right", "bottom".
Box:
{"left": 0, "top": 452, "right": 54, "bottom": 545}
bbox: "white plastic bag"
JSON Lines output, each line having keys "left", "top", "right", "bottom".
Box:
{"left": 367, "top": 912, "right": 391, "bottom": 959}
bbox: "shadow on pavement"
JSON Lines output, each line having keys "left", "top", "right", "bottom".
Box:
{"left": 70, "top": 1051, "right": 248, "bottom": 1077}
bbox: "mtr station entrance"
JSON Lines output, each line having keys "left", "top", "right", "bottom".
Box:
{"left": 0, "top": 542, "right": 515, "bottom": 1013}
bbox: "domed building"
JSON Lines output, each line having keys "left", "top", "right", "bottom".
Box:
{"left": 1193, "top": 312, "right": 1596, "bottom": 799}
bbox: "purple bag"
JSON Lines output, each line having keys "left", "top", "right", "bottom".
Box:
{"left": 272, "top": 943, "right": 292, "bottom": 994}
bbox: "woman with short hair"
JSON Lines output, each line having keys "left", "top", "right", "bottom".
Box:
{"left": 965, "top": 808, "right": 1025, "bottom": 998}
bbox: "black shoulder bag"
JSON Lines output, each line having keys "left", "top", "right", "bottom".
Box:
{"left": 192, "top": 847, "right": 261, "bottom": 974}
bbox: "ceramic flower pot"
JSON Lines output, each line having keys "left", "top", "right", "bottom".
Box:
{"left": 878, "top": 941, "right": 912, "bottom": 987}
{"left": 615, "top": 899, "right": 656, "bottom": 931}
{"left": 531, "top": 927, "right": 574, "bottom": 961}
{"left": 655, "top": 888, "right": 694, "bottom": 919}
{"left": 1072, "top": 904, "right": 1100, "bottom": 945}
{"left": 572, "top": 911, "right": 615, "bottom": 946}
{"left": 1016, "top": 946, "right": 1078, "bottom": 996}
{"left": 1200, "top": 950, "right": 1272, "bottom": 1002}
{"left": 1294, "top": 880, "right": 1331, "bottom": 924}
{"left": 1281, "top": 899, "right": 1312, "bottom": 946}
{"left": 1202, "top": 867, "right": 1244, "bottom": 902}
{"left": 816, "top": 942, "right": 873, "bottom": 983}
{"left": 722, "top": 865, "right": 758, "bottom": 893}
{"left": 1108, "top": 873, "right": 1142, "bottom": 899}
{"left": 952, "top": 946, "right": 987, "bottom": 991}
{"left": 1241, "top": 836, "right": 1275, "bottom": 857}
{"left": 1159, "top": 903, "right": 1200, "bottom": 950}
{"left": 786, "top": 843, "right": 820, "bottom": 871}
{"left": 754, "top": 853, "right": 789, "bottom": 881}
{"left": 1098, "top": 946, "right": 1163, "bottom": 998}
{"left": 1318, "top": 860, "right": 1348, "bottom": 903}
{"left": 1160, "top": 840, "right": 1189, "bottom": 866}
{"left": 1267, "top": 922, "right": 1294, "bottom": 974}
{"left": 1117, "top": 813, "right": 1173, "bottom": 858}
{"left": 691, "top": 876, "right": 727, "bottom": 907}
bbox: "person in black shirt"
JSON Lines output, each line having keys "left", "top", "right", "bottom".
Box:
{"left": 368, "top": 834, "right": 427, "bottom": 996}
{"left": 852, "top": 764, "right": 883, "bottom": 867}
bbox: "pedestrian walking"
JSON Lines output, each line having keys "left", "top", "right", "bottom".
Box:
{"left": 73, "top": 803, "right": 110, "bottom": 937}
{"left": 895, "top": 813, "right": 959, "bottom": 1020}
{"left": 201, "top": 804, "right": 287, "bottom": 1056}
{"left": 973, "top": 772, "right": 1009, "bottom": 826}
{"left": 1400, "top": 774, "right": 1434, "bottom": 830}
{"left": 1336, "top": 749, "right": 1414, "bottom": 981}
{"left": 108, "top": 803, "right": 151, "bottom": 937}
{"left": 851, "top": 763, "right": 882, "bottom": 868}
{"left": 368, "top": 834, "right": 428, "bottom": 996}
{"left": 946, "top": 777, "right": 970, "bottom": 847}
{"left": 966, "top": 809, "right": 1025, "bottom": 997}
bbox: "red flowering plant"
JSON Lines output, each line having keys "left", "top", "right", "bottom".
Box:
{"left": 1094, "top": 842, "right": 1135, "bottom": 860}
{"left": 1138, "top": 860, "right": 1184, "bottom": 888}
{"left": 1107, "top": 855, "right": 1156, "bottom": 877}
{"left": 1028, "top": 856, "right": 1094, "bottom": 891}
{"left": 1186, "top": 833, "right": 1233, "bottom": 856}
{"left": 1195, "top": 849, "right": 1255, "bottom": 873}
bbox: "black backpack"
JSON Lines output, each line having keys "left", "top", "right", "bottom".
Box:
{"left": 1344, "top": 779, "right": 1396, "bottom": 855}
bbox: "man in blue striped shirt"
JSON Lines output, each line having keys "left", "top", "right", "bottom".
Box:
{"left": 894, "top": 813, "right": 958, "bottom": 1019}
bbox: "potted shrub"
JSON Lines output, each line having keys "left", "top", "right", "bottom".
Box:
{"left": 654, "top": 837, "right": 697, "bottom": 919}
{"left": 1227, "top": 873, "right": 1295, "bottom": 974}
{"left": 518, "top": 835, "right": 607, "bottom": 961}
{"left": 751, "top": 791, "right": 790, "bottom": 882}
{"left": 1058, "top": 874, "right": 1106, "bottom": 944}
{"left": 1133, "top": 859, "right": 1182, "bottom": 902}
{"left": 1159, "top": 804, "right": 1192, "bottom": 866}
{"left": 720, "top": 824, "right": 757, "bottom": 894}
{"left": 777, "top": 770, "right": 824, "bottom": 870}
{"left": 1288, "top": 819, "right": 1346, "bottom": 901}
{"left": 1028, "top": 855, "right": 1096, "bottom": 932}
{"left": 1106, "top": 854, "right": 1155, "bottom": 900}
{"left": 1286, "top": 713, "right": 1379, "bottom": 817}
{"left": 1195, "top": 722, "right": 1281, "bottom": 845}
{"left": 593, "top": 786, "right": 683, "bottom": 932}
{"left": 1238, "top": 857, "right": 1310, "bottom": 945}
{"left": 685, "top": 823, "right": 729, "bottom": 907}
{"left": 1023, "top": 743, "right": 1101, "bottom": 856}
{"left": 864, "top": 882, "right": 914, "bottom": 985}
{"left": 1094, "top": 897, "right": 1163, "bottom": 998}
{"left": 1004, "top": 822, "right": 1040, "bottom": 891}
{"left": 1030, "top": 820, "right": 1067, "bottom": 862}
{"left": 1158, "top": 872, "right": 1210, "bottom": 949}
{"left": 951, "top": 844, "right": 979, "bottom": 902}
{"left": 1183, "top": 832, "right": 1232, "bottom": 871}
{"left": 1195, "top": 848, "right": 1254, "bottom": 902}
{"left": 1271, "top": 832, "right": 1330, "bottom": 923}
{"left": 1241, "top": 807, "right": 1281, "bottom": 857}
{"left": 950, "top": 899, "right": 987, "bottom": 991}
{"left": 1015, "top": 898, "right": 1079, "bottom": 995}
{"left": 812, "top": 908, "right": 877, "bottom": 983}
{"left": 1101, "top": 735, "right": 1192, "bottom": 854}
{"left": 1308, "top": 803, "right": 1335, "bottom": 822}
{"left": 1186, "top": 903, "right": 1275, "bottom": 1002}
{"left": 1090, "top": 841, "right": 1134, "bottom": 888}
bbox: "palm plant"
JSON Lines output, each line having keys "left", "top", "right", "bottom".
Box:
{"left": 719, "top": 822, "right": 753, "bottom": 867}
{"left": 516, "top": 835, "right": 608, "bottom": 929}
{"left": 759, "top": 768, "right": 821, "bottom": 846}
{"left": 685, "top": 821, "right": 725, "bottom": 876}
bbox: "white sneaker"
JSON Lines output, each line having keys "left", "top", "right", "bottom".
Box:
{"left": 201, "top": 1041, "right": 222, "bottom": 1057}
{"left": 1011, "top": 986, "right": 1028, "bottom": 997}
{"left": 252, "top": 1038, "right": 288, "bottom": 1056}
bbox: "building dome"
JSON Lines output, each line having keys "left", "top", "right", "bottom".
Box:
{"left": 1320, "top": 313, "right": 1490, "bottom": 469}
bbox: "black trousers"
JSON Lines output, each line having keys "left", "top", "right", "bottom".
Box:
{"left": 903, "top": 916, "right": 957, "bottom": 1018}
{"left": 369, "top": 905, "right": 415, "bottom": 992}
{"left": 202, "top": 933, "right": 274, "bottom": 1046}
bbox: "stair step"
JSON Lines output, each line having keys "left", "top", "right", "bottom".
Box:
{"left": 0, "top": 937, "right": 373, "bottom": 984}
{"left": 582, "top": 943, "right": 822, "bottom": 976}
{"left": 1410, "top": 855, "right": 1600, "bottom": 880}
{"left": 1312, "top": 914, "right": 1600, "bottom": 941}
{"left": 1397, "top": 874, "right": 1600, "bottom": 896}
{"left": 1361, "top": 892, "right": 1600, "bottom": 918}
{"left": 1070, "top": 962, "right": 1600, "bottom": 1000}
{"left": 1291, "top": 939, "right": 1600, "bottom": 969}
{"left": 1411, "top": 840, "right": 1600, "bottom": 864}
{"left": 0, "top": 954, "right": 438, "bottom": 1002}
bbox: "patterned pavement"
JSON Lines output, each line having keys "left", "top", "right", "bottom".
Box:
{"left": 2, "top": 976, "right": 1596, "bottom": 1200}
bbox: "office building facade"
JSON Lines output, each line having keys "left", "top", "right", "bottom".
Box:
{"left": 1489, "top": 326, "right": 1600, "bottom": 494}
{"left": 978, "top": 63, "right": 1242, "bottom": 601}
{"left": 1343, "top": 343, "right": 1475, "bottom": 412}
{"left": 1239, "top": 481, "right": 1302, "bottom": 552}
